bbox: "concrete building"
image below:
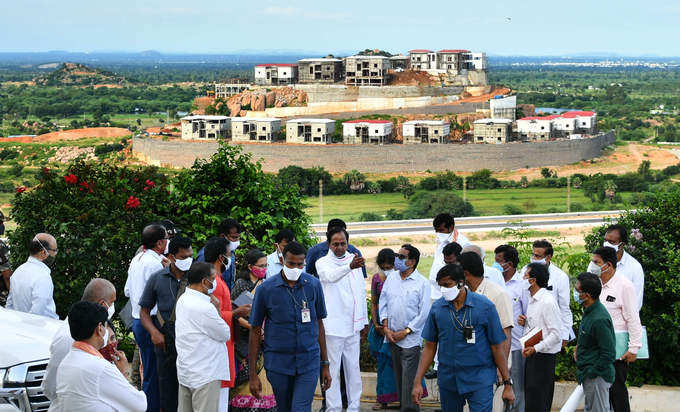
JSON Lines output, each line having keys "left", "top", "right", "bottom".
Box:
{"left": 231, "top": 117, "right": 282, "bottom": 142}
{"left": 389, "top": 54, "right": 410, "bottom": 70}
{"left": 402, "top": 120, "right": 450, "bottom": 144}
{"left": 436, "top": 49, "right": 469, "bottom": 73}
{"left": 286, "top": 118, "right": 335, "bottom": 144}
{"left": 345, "top": 56, "right": 391, "bottom": 86}
{"left": 215, "top": 82, "right": 251, "bottom": 98}
{"left": 180, "top": 115, "right": 230, "bottom": 140}
{"left": 298, "top": 58, "right": 343, "bottom": 84}
{"left": 489, "top": 95, "right": 517, "bottom": 120}
{"left": 409, "top": 50, "right": 436, "bottom": 70}
{"left": 342, "top": 119, "right": 393, "bottom": 144}
{"left": 517, "top": 116, "right": 555, "bottom": 141}
{"left": 561, "top": 111, "right": 597, "bottom": 134}
{"left": 466, "top": 52, "right": 488, "bottom": 70}
{"left": 254, "top": 64, "right": 298, "bottom": 86}
{"left": 472, "top": 118, "right": 513, "bottom": 144}
{"left": 552, "top": 115, "right": 577, "bottom": 137}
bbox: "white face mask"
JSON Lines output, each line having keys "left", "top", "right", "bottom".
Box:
{"left": 440, "top": 285, "right": 462, "bottom": 301}
{"left": 382, "top": 268, "right": 397, "bottom": 277}
{"left": 282, "top": 265, "right": 303, "bottom": 282}
{"left": 207, "top": 278, "right": 217, "bottom": 294}
{"left": 523, "top": 278, "right": 533, "bottom": 290}
{"left": 105, "top": 302, "right": 115, "bottom": 320}
{"left": 587, "top": 261, "right": 606, "bottom": 277}
{"left": 101, "top": 325, "right": 110, "bottom": 349}
{"left": 435, "top": 232, "right": 451, "bottom": 244}
{"left": 530, "top": 258, "right": 547, "bottom": 265}
{"left": 229, "top": 240, "right": 240, "bottom": 252}
{"left": 164, "top": 241, "right": 170, "bottom": 255}
{"left": 603, "top": 241, "right": 620, "bottom": 252}
{"left": 175, "top": 257, "right": 193, "bottom": 272}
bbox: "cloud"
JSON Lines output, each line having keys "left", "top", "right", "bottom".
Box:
{"left": 261, "top": 5, "right": 349, "bottom": 21}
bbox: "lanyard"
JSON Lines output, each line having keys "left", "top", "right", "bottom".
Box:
{"left": 286, "top": 284, "right": 309, "bottom": 310}
{"left": 448, "top": 305, "right": 470, "bottom": 333}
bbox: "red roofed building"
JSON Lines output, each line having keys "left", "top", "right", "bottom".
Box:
{"left": 518, "top": 110, "right": 598, "bottom": 140}
{"left": 342, "top": 119, "right": 393, "bottom": 144}
{"left": 254, "top": 63, "right": 298, "bottom": 85}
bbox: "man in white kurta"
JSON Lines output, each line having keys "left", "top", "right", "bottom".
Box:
{"left": 430, "top": 213, "right": 471, "bottom": 301}
{"left": 317, "top": 228, "right": 368, "bottom": 412}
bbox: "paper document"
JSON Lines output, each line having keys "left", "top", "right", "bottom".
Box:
{"left": 233, "top": 291, "right": 254, "bottom": 307}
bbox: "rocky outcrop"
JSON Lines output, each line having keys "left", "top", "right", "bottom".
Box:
{"left": 226, "top": 87, "right": 308, "bottom": 112}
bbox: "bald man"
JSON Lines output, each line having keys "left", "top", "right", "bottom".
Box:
{"left": 7, "top": 233, "right": 59, "bottom": 318}
{"left": 43, "top": 278, "right": 117, "bottom": 405}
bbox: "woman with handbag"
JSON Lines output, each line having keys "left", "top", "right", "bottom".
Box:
{"left": 230, "top": 249, "right": 277, "bottom": 412}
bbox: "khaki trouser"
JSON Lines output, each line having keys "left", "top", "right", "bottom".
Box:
{"left": 178, "top": 380, "right": 221, "bottom": 412}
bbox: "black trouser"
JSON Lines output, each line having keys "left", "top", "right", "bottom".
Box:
{"left": 610, "top": 360, "right": 630, "bottom": 412}
{"left": 389, "top": 344, "right": 422, "bottom": 412}
{"left": 524, "top": 352, "right": 556, "bottom": 412}
{"left": 155, "top": 337, "right": 179, "bottom": 412}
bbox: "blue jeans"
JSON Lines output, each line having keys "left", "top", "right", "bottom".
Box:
{"left": 440, "top": 384, "right": 493, "bottom": 412}
{"left": 132, "top": 318, "right": 160, "bottom": 412}
{"left": 266, "top": 367, "right": 319, "bottom": 412}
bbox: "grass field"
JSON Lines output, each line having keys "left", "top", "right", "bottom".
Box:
{"left": 304, "top": 188, "right": 632, "bottom": 223}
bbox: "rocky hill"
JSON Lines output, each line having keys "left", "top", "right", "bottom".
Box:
{"left": 34, "top": 62, "right": 128, "bottom": 86}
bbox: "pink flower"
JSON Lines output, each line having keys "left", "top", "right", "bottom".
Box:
{"left": 630, "top": 228, "right": 643, "bottom": 241}
{"left": 125, "top": 196, "right": 140, "bottom": 210}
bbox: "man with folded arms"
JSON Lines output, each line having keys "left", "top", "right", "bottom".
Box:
{"left": 518, "top": 262, "right": 562, "bottom": 412}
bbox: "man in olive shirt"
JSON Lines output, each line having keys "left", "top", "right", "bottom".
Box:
{"left": 574, "top": 272, "right": 616, "bottom": 412}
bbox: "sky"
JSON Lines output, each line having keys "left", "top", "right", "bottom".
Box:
{"left": 2, "top": 0, "right": 679, "bottom": 56}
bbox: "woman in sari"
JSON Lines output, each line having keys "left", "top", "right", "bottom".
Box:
{"left": 229, "top": 249, "right": 277, "bottom": 412}
{"left": 369, "top": 248, "right": 428, "bottom": 410}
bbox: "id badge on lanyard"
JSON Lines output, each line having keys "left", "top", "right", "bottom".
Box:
{"left": 301, "top": 301, "right": 311, "bottom": 323}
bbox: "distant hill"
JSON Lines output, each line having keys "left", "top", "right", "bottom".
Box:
{"left": 34, "top": 62, "right": 128, "bottom": 86}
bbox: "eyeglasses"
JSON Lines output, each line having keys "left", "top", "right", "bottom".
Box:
{"left": 396, "top": 254, "right": 408, "bottom": 260}
{"left": 254, "top": 263, "right": 267, "bottom": 268}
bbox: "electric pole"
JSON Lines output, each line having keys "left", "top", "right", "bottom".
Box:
{"left": 319, "top": 179, "right": 324, "bottom": 224}
{"left": 567, "top": 175, "right": 571, "bottom": 213}
{"left": 463, "top": 176, "right": 467, "bottom": 202}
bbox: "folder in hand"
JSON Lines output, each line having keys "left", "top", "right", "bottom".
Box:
{"left": 520, "top": 327, "right": 543, "bottom": 349}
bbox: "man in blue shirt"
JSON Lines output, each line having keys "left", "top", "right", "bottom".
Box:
{"left": 266, "top": 229, "right": 296, "bottom": 279}
{"left": 306, "top": 218, "right": 367, "bottom": 278}
{"left": 196, "top": 218, "right": 241, "bottom": 290}
{"left": 412, "top": 263, "right": 515, "bottom": 412}
{"left": 379, "top": 244, "right": 431, "bottom": 412}
{"left": 249, "top": 241, "right": 332, "bottom": 412}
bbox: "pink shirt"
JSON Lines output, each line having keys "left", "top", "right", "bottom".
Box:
{"left": 600, "top": 272, "right": 642, "bottom": 354}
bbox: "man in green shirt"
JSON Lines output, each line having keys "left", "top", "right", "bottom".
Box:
{"left": 574, "top": 272, "right": 616, "bottom": 412}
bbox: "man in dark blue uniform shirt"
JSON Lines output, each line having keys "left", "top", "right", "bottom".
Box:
{"left": 249, "top": 241, "right": 332, "bottom": 412}
{"left": 412, "top": 263, "right": 515, "bottom": 411}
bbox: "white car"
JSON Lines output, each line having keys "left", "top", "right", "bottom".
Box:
{"left": 0, "top": 307, "right": 63, "bottom": 411}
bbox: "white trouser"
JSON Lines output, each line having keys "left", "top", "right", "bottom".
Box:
{"left": 218, "top": 387, "right": 230, "bottom": 412}
{"left": 326, "top": 333, "right": 363, "bottom": 412}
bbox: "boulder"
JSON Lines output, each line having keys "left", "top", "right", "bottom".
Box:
{"left": 239, "top": 110, "right": 247, "bottom": 117}
{"left": 227, "top": 102, "right": 241, "bottom": 117}
{"left": 252, "top": 94, "right": 265, "bottom": 111}
{"left": 265, "top": 91, "right": 276, "bottom": 107}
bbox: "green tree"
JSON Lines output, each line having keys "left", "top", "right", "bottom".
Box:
{"left": 405, "top": 191, "right": 474, "bottom": 218}
{"left": 342, "top": 170, "right": 366, "bottom": 192}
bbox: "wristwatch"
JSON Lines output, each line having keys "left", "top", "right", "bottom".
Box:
{"left": 404, "top": 327, "right": 413, "bottom": 335}
{"left": 503, "top": 378, "right": 513, "bottom": 386}
{"left": 320, "top": 360, "right": 330, "bottom": 366}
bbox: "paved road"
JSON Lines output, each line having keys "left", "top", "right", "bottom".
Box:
{"left": 315, "top": 216, "right": 615, "bottom": 237}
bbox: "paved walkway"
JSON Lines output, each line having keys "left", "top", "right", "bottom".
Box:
{"left": 311, "top": 398, "right": 441, "bottom": 411}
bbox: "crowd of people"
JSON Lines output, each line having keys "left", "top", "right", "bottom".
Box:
{"left": 0, "top": 212, "right": 646, "bottom": 412}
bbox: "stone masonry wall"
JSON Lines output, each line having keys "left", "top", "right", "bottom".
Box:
{"left": 133, "top": 132, "right": 615, "bottom": 173}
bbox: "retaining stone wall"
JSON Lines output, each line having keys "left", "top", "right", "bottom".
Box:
{"left": 133, "top": 131, "right": 615, "bottom": 173}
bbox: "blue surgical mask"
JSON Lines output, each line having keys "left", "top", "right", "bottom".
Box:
{"left": 493, "top": 261, "right": 505, "bottom": 273}
{"left": 394, "top": 257, "right": 408, "bottom": 272}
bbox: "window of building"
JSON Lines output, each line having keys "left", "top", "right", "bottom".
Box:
{"left": 434, "top": 130, "right": 438, "bottom": 134}
{"left": 262, "top": 126, "right": 266, "bottom": 131}
{"left": 317, "top": 128, "right": 321, "bottom": 132}
{"left": 541, "top": 126, "right": 545, "bottom": 130}
{"left": 373, "top": 63, "right": 378, "bottom": 68}
{"left": 497, "top": 128, "right": 502, "bottom": 132}
{"left": 310, "top": 67, "right": 313, "bottom": 74}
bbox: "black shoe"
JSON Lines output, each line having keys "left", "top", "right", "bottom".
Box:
{"left": 425, "top": 369, "right": 438, "bottom": 379}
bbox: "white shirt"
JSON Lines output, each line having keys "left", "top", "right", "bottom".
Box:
{"left": 124, "top": 249, "right": 164, "bottom": 319}
{"left": 505, "top": 272, "right": 530, "bottom": 352}
{"left": 520, "top": 262, "right": 573, "bottom": 340}
{"left": 6, "top": 256, "right": 58, "bottom": 319}
{"left": 317, "top": 251, "right": 368, "bottom": 337}
{"left": 526, "top": 288, "right": 562, "bottom": 354}
{"left": 51, "top": 347, "right": 146, "bottom": 412}
{"left": 43, "top": 320, "right": 74, "bottom": 401}
{"left": 266, "top": 250, "right": 283, "bottom": 279}
{"left": 175, "top": 287, "right": 230, "bottom": 389}
{"left": 616, "top": 251, "right": 644, "bottom": 312}
{"left": 484, "top": 265, "right": 507, "bottom": 290}
{"left": 475, "top": 278, "right": 514, "bottom": 330}
{"left": 429, "top": 231, "right": 471, "bottom": 299}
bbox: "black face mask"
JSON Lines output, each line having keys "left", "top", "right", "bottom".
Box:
{"left": 43, "top": 254, "right": 56, "bottom": 269}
